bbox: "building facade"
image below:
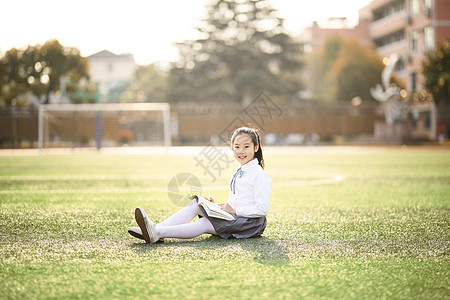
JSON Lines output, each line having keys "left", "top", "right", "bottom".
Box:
{"left": 300, "top": 18, "right": 372, "bottom": 52}
{"left": 360, "top": 0, "right": 450, "bottom": 140}
{"left": 360, "top": 0, "right": 450, "bottom": 95}
{"left": 300, "top": 0, "right": 450, "bottom": 141}
{"left": 88, "top": 50, "right": 136, "bottom": 102}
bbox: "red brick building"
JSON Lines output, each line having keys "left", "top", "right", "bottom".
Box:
{"left": 300, "top": 18, "right": 373, "bottom": 52}
{"left": 360, "top": 0, "right": 450, "bottom": 95}
{"left": 300, "top": 0, "right": 450, "bottom": 141}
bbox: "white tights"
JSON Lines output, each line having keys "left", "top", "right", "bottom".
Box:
{"left": 156, "top": 200, "right": 217, "bottom": 239}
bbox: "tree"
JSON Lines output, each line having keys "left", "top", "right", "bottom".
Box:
{"left": 307, "top": 35, "right": 384, "bottom": 102}
{"left": 0, "top": 40, "right": 89, "bottom": 106}
{"left": 0, "top": 48, "right": 30, "bottom": 107}
{"left": 306, "top": 36, "right": 344, "bottom": 102}
{"left": 331, "top": 39, "right": 384, "bottom": 102}
{"left": 168, "top": 0, "right": 303, "bottom": 104}
{"left": 135, "top": 64, "right": 169, "bottom": 102}
{"left": 422, "top": 39, "right": 450, "bottom": 104}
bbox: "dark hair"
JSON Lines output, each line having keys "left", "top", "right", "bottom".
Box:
{"left": 231, "top": 127, "right": 265, "bottom": 169}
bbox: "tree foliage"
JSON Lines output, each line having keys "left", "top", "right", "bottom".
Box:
{"left": 422, "top": 39, "right": 450, "bottom": 104}
{"left": 168, "top": 0, "right": 303, "bottom": 103}
{"left": 307, "top": 36, "right": 384, "bottom": 102}
{"left": 0, "top": 39, "right": 89, "bottom": 106}
{"left": 135, "top": 64, "right": 169, "bottom": 102}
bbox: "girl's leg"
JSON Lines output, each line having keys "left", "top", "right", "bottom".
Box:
{"left": 156, "top": 217, "right": 217, "bottom": 239}
{"left": 157, "top": 199, "right": 205, "bottom": 227}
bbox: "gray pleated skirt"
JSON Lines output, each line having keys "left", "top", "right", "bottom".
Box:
{"left": 198, "top": 205, "right": 267, "bottom": 239}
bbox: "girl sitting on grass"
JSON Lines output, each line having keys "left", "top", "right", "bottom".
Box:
{"left": 128, "top": 127, "right": 272, "bottom": 243}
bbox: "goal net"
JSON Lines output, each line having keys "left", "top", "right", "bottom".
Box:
{"left": 38, "top": 103, "right": 171, "bottom": 150}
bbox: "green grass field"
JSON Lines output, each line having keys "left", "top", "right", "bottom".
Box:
{"left": 1, "top": 146, "right": 449, "bottom": 299}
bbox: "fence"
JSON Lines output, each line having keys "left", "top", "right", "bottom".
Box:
{"left": 0, "top": 101, "right": 378, "bottom": 148}
{"left": 173, "top": 101, "right": 377, "bottom": 144}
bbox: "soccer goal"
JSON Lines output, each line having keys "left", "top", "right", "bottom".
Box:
{"left": 38, "top": 103, "right": 172, "bottom": 150}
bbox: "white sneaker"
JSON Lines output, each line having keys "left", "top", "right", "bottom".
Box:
{"left": 128, "top": 227, "right": 144, "bottom": 240}
{"left": 128, "top": 226, "right": 164, "bottom": 242}
{"left": 135, "top": 207, "right": 159, "bottom": 244}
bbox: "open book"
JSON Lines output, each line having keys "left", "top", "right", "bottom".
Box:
{"left": 190, "top": 195, "right": 235, "bottom": 221}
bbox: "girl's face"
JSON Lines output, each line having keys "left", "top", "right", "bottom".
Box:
{"left": 232, "top": 134, "right": 259, "bottom": 166}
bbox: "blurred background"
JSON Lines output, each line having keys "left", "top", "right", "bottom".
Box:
{"left": 0, "top": 0, "right": 449, "bottom": 149}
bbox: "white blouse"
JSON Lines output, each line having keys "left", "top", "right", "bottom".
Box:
{"left": 228, "top": 158, "right": 272, "bottom": 218}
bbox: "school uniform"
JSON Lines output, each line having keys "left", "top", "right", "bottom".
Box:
{"left": 198, "top": 158, "right": 272, "bottom": 239}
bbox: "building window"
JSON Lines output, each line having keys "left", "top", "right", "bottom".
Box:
{"left": 412, "top": 117, "right": 417, "bottom": 129}
{"left": 410, "top": 30, "right": 418, "bottom": 52}
{"left": 423, "top": 26, "right": 434, "bottom": 52}
{"left": 410, "top": 0, "right": 419, "bottom": 14}
{"left": 423, "top": 0, "right": 432, "bottom": 17}
{"left": 373, "top": 0, "right": 406, "bottom": 21}
{"left": 375, "top": 30, "right": 405, "bottom": 48}
{"left": 411, "top": 72, "right": 417, "bottom": 93}
{"left": 395, "top": 57, "right": 406, "bottom": 72}
{"left": 425, "top": 111, "right": 431, "bottom": 129}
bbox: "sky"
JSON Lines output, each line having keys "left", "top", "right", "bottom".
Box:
{"left": 0, "top": 0, "right": 372, "bottom": 65}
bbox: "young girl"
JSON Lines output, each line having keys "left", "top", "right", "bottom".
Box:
{"left": 129, "top": 127, "right": 272, "bottom": 243}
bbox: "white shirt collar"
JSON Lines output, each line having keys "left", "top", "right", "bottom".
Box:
{"left": 240, "top": 158, "right": 259, "bottom": 172}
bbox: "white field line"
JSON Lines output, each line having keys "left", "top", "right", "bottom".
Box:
{"left": 207, "top": 174, "right": 346, "bottom": 191}
{"left": 0, "top": 145, "right": 414, "bottom": 156}
{"left": 275, "top": 174, "right": 346, "bottom": 187}
{"left": 1, "top": 174, "right": 345, "bottom": 194}
{"left": 0, "top": 174, "right": 171, "bottom": 181}
{"left": 0, "top": 188, "right": 158, "bottom": 194}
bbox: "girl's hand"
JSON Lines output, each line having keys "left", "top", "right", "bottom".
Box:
{"left": 205, "top": 196, "right": 214, "bottom": 203}
{"left": 222, "top": 203, "right": 236, "bottom": 215}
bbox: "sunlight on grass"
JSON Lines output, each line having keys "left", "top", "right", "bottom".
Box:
{"left": 0, "top": 147, "right": 449, "bottom": 299}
